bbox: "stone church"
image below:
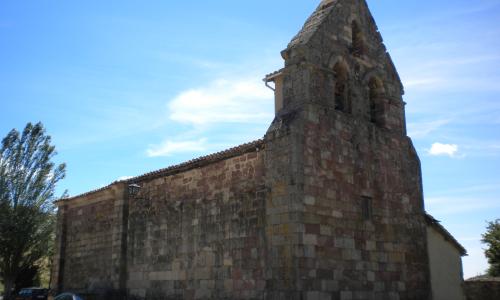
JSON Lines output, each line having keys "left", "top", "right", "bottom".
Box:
{"left": 51, "top": 0, "right": 467, "bottom": 299}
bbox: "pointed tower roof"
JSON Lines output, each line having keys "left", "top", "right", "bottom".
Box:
{"left": 288, "top": 0, "right": 339, "bottom": 49}
{"left": 285, "top": 0, "right": 404, "bottom": 95}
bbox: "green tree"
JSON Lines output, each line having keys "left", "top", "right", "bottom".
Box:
{"left": 0, "top": 122, "right": 65, "bottom": 299}
{"left": 482, "top": 219, "right": 500, "bottom": 277}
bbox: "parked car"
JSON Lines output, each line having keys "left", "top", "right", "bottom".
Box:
{"left": 15, "top": 288, "right": 48, "bottom": 300}
{"left": 54, "top": 293, "right": 83, "bottom": 300}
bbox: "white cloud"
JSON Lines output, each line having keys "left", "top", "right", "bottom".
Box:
{"left": 145, "top": 73, "right": 276, "bottom": 159}
{"left": 428, "top": 142, "right": 459, "bottom": 157}
{"left": 402, "top": 74, "right": 500, "bottom": 92}
{"left": 426, "top": 196, "right": 500, "bottom": 215}
{"left": 461, "top": 140, "right": 500, "bottom": 157}
{"left": 146, "top": 138, "right": 208, "bottom": 157}
{"left": 168, "top": 78, "right": 274, "bottom": 126}
{"left": 403, "top": 77, "right": 444, "bottom": 88}
{"left": 157, "top": 52, "right": 226, "bottom": 70}
{"left": 407, "top": 119, "right": 450, "bottom": 139}
{"left": 432, "top": 182, "right": 500, "bottom": 196}
{"left": 424, "top": 55, "right": 500, "bottom": 68}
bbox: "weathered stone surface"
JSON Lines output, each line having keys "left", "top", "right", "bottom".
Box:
{"left": 464, "top": 277, "right": 500, "bottom": 300}
{"left": 53, "top": 184, "right": 125, "bottom": 295}
{"left": 126, "top": 150, "right": 266, "bottom": 300}
{"left": 51, "top": 1, "right": 445, "bottom": 299}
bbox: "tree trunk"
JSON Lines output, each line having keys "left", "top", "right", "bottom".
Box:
{"left": 4, "top": 277, "right": 14, "bottom": 300}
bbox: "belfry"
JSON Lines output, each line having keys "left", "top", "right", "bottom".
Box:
{"left": 52, "top": 1, "right": 466, "bottom": 299}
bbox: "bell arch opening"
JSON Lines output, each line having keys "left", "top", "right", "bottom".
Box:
{"left": 351, "top": 21, "right": 366, "bottom": 57}
{"left": 368, "top": 77, "right": 385, "bottom": 125}
{"left": 333, "top": 62, "right": 350, "bottom": 113}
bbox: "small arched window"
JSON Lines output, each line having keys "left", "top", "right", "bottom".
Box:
{"left": 351, "top": 21, "right": 366, "bottom": 57}
{"left": 333, "top": 62, "right": 349, "bottom": 113}
{"left": 369, "top": 77, "right": 384, "bottom": 124}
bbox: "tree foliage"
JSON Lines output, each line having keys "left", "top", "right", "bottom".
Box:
{"left": 482, "top": 219, "right": 500, "bottom": 277}
{"left": 0, "top": 122, "right": 65, "bottom": 299}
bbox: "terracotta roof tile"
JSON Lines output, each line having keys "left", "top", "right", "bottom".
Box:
{"left": 130, "top": 139, "right": 265, "bottom": 182}
{"left": 57, "top": 139, "right": 265, "bottom": 203}
{"left": 264, "top": 69, "right": 284, "bottom": 81}
{"left": 466, "top": 275, "right": 500, "bottom": 282}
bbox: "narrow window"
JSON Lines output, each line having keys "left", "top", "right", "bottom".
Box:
{"left": 369, "top": 77, "right": 384, "bottom": 125}
{"left": 335, "top": 83, "right": 346, "bottom": 111}
{"left": 361, "top": 197, "right": 373, "bottom": 221}
{"left": 352, "top": 21, "right": 366, "bottom": 57}
{"left": 333, "top": 62, "right": 349, "bottom": 113}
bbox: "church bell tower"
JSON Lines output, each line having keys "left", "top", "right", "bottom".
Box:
{"left": 263, "top": 0, "right": 432, "bottom": 299}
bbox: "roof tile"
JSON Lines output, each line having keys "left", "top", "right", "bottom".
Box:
{"left": 58, "top": 139, "right": 265, "bottom": 203}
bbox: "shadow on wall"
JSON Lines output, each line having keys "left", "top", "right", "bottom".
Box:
{"left": 464, "top": 277, "right": 500, "bottom": 300}
{"left": 73, "top": 280, "right": 121, "bottom": 300}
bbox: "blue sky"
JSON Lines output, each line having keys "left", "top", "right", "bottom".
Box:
{"left": 1, "top": 0, "right": 499, "bottom": 278}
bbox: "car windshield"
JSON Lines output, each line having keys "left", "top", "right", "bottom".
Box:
{"left": 19, "top": 289, "right": 33, "bottom": 295}
{"left": 55, "top": 293, "right": 78, "bottom": 300}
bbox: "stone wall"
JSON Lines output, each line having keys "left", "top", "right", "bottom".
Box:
{"left": 52, "top": 147, "right": 266, "bottom": 300}
{"left": 263, "top": 0, "right": 432, "bottom": 298}
{"left": 52, "top": 184, "right": 126, "bottom": 296}
{"left": 50, "top": 1, "right": 453, "bottom": 299}
{"left": 126, "top": 150, "right": 266, "bottom": 299}
{"left": 297, "top": 106, "right": 429, "bottom": 300}
{"left": 464, "top": 278, "right": 500, "bottom": 300}
{"left": 263, "top": 110, "right": 306, "bottom": 299}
